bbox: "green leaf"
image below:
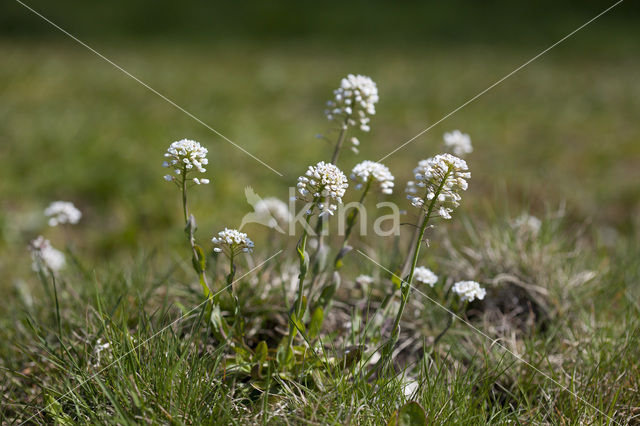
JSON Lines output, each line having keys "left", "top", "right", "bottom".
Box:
{"left": 254, "top": 341, "right": 268, "bottom": 364}
{"left": 45, "top": 393, "right": 74, "bottom": 425}
{"left": 210, "top": 303, "right": 230, "bottom": 338}
{"left": 276, "top": 343, "right": 293, "bottom": 367}
{"left": 391, "top": 271, "right": 403, "bottom": 290}
{"left": 291, "top": 312, "right": 305, "bottom": 334}
{"left": 387, "top": 401, "right": 427, "bottom": 426}
{"left": 308, "top": 307, "right": 323, "bottom": 340}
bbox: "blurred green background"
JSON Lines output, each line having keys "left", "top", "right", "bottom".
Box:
{"left": 1, "top": 0, "right": 639, "bottom": 282}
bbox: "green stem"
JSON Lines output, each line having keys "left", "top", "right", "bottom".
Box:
{"left": 180, "top": 169, "right": 211, "bottom": 300}
{"left": 330, "top": 118, "right": 349, "bottom": 165}
{"left": 227, "top": 251, "right": 244, "bottom": 341}
{"left": 381, "top": 170, "right": 452, "bottom": 370}
{"left": 289, "top": 211, "right": 313, "bottom": 348}
{"left": 181, "top": 166, "right": 189, "bottom": 223}
{"left": 311, "top": 117, "right": 349, "bottom": 268}
{"left": 334, "top": 177, "right": 371, "bottom": 269}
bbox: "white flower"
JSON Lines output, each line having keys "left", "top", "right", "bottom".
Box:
{"left": 29, "top": 236, "right": 66, "bottom": 272}
{"left": 297, "top": 161, "right": 349, "bottom": 218}
{"left": 325, "top": 74, "right": 379, "bottom": 132}
{"left": 443, "top": 130, "right": 473, "bottom": 156}
{"left": 254, "top": 197, "right": 292, "bottom": 228}
{"left": 413, "top": 266, "right": 438, "bottom": 287}
{"left": 512, "top": 213, "right": 542, "bottom": 235}
{"left": 452, "top": 280, "right": 486, "bottom": 302}
{"left": 44, "top": 201, "right": 82, "bottom": 226}
{"left": 350, "top": 160, "right": 395, "bottom": 194}
{"left": 405, "top": 153, "right": 470, "bottom": 220}
{"left": 355, "top": 274, "right": 374, "bottom": 288}
{"left": 212, "top": 228, "right": 254, "bottom": 256}
{"left": 162, "top": 139, "right": 210, "bottom": 183}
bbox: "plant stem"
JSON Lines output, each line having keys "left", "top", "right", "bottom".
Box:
{"left": 380, "top": 170, "right": 451, "bottom": 371}
{"left": 311, "top": 118, "right": 349, "bottom": 267}
{"left": 181, "top": 167, "right": 189, "bottom": 224}
{"left": 330, "top": 119, "right": 349, "bottom": 165}
{"left": 334, "top": 177, "right": 371, "bottom": 269}
{"left": 289, "top": 212, "right": 313, "bottom": 348}
{"left": 180, "top": 170, "right": 211, "bottom": 299}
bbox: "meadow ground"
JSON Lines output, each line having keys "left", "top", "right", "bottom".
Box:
{"left": 1, "top": 3, "right": 640, "bottom": 424}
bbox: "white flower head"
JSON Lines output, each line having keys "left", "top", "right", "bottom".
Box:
{"left": 297, "top": 161, "right": 348, "bottom": 218}
{"left": 413, "top": 266, "right": 438, "bottom": 287}
{"left": 355, "top": 274, "right": 375, "bottom": 288}
{"left": 162, "top": 139, "right": 210, "bottom": 184}
{"left": 44, "top": 201, "right": 82, "bottom": 227}
{"left": 405, "top": 153, "right": 470, "bottom": 220}
{"left": 443, "top": 130, "right": 473, "bottom": 156}
{"left": 29, "top": 236, "right": 66, "bottom": 272}
{"left": 452, "top": 280, "right": 486, "bottom": 302}
{"left": 350, "top": 160, "right": 395, "bottom": 194}
{"left": 325, "top": 74, "right": 379, "bottom": 132}
{"left": 212, "top": 228, "right": 254, "bottom": 256}
{"left": 254, "top": 197, "right": 292, "bottom": 228}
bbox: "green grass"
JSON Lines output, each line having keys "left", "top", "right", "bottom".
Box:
{"left": 2, "top": 212, "right": 639, "bottom": 423}
{"left": 1, "top": 18, "right": 640, "bottom": 424}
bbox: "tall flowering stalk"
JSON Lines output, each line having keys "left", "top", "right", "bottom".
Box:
{"left": 380, "top": 154, "right": 470, "bottom": 371}
{"left": 311, "top": 75, "right": 380, "bottom": 290}
{"left": 163, "top": 139, "right": 211, "bottom": 299}
{"left": 212, "top": 228, "right": 254, "bottom": 339}
{"left": 290, "top": 162, "right": 348, "bottom": 348}
{"left": 325, "top": 74, "right": 379, "bottom": 164}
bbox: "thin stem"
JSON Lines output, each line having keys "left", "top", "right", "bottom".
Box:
{"left": 295, "top": 216, "right": 312, "bottom": 317}
{"left": 334, "top": 177, "right": 372, "bottom": 269}
{"left": 330, "top": 118, "right": 349, "bottom": 165}
{"left": 181, "top": 166, "right": 188, "bottom": 224}
{"left": 431, "top": 311, "right": 454, "bottom": 350}
{"left": 50, "top": 270, "right": 63, "bottom": 358}
{"left": 289, "top": 211, "right": 313, "bottom": 348}
{"left": 311, "top": 117, "right": 349, "bottom": 267}
{"left": 381, "top": 169, "right": 451, "bottom": 371}
{"left": 180, "top": 169, "right": 211, "bottom": 299}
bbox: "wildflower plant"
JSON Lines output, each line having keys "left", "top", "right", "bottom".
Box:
{"left": 380, "top": 153, "right": 470, "bottom": 371}
{"left": 44, "top": 201, "right": 82, "bottom": 227}
{"left": 297, "top": 161, "right": 349, "bottom": 218}
{"left": 284, "top": 161, "right": 348, "bottom": 358}
{"left": 29, "top": 236, "right": 66, "bottom": 273}
{"left": 212, "top": 228, "right": 254, "bottom": 340}
{"left": 162, "top": 139, "right": 212, "bottom": 299}
{"left": 443, "top": 130, "right": 473, "bottom": 156}
{"left": 413, "top": 266, "right": 438, "bottom": 287}
{"left": 324, "top": 74, "right": 378, "bottom": 164}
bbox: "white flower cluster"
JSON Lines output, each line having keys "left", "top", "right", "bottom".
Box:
{"left": 212, "top": 228, "right": 254, "bottom": 256}
{"left": 355, "top": 274, "right": 375, "bottom": 288}
{"left": 254, "top": 197, "right": 291, "bottom": 228}
{"left": 29, "top": 236, "right": 66, "bottom": 272}
{"left": 413, "top": 266, "right": 438, "bottom": 287}
{"left": 452, "top": 280, "right": 486, "bottom": 302}
{"left": 443, "top": 130, "right": 473, "bottom": 156}
{"left": 350, "top": 160, "right": 395, "bottom": 194}
{"left": 297, "top": 161, "right": 349, "bottom": 217}
{"left": 405, "top": 153, "right": 470, "bottom": 220}
{"left": 44, "top": 201, "right": 82, "bottom": 226}
{"left": 325, "top": 74, "right": 379, "bottom": 132}
{"left": 163, "top": 139, "right": 210, "bottom": 184}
